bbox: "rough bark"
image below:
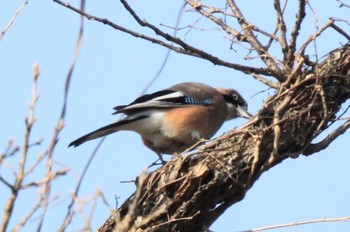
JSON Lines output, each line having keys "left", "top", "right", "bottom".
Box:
{"left": 98, "top": 45, "right": 350, "bottom": 232}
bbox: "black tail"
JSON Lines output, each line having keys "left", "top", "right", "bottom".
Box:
{"left": 68, "top": 116, "right": 147, "bottom": 147}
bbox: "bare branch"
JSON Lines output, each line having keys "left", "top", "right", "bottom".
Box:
{"left": 244, "top": 216, "right": 350, "bottom": 232}
{"left": 0, "top": 139, "right": 20, "bottom": 162}
{"left": 114, "top": 171, "right": 148, "bottom": 231}
{"left": 143, "top": 2, "right": 187, "bottom": 91}
{"left": 36, "top": 0, "right": 84, "bottom": 227}
{"left": 299, "top": 19, "right": 335, "bottom": 55}
{"left": 337, "top": 0, "right": 350, "bottom": 8}
{"left": 0, "top": 175, "right": 13, "bottom": 190}
{"left": 11, "top": 199, "right": 42, "bottom": 232}
{"left": 303, "top": 119, "right": 350, "bottom": 155}
{"left": 24, "top": 153, "right": 45, "bottom": 176}
{"left": 53, "top": 1, "right": 85, "bottom": 231}
{"left": 60, "top": 138, "right": 105, "bottom": 231}
{"left": 121, "top": 0, "right": 276, "bottom": 76}
{"left": 250, "top": 73, "right": 279, "bottom": 89}
{"left": 330, "top": 22, "right": 350, "bottom": 42}
{"left": 273, "top": 0, "right": 288, "bottom": 55}
{"left": 0, "top": 0, "right": 29, "bottom": 42}
{"left": 183, "top": 1, "right": 246, "bottom": 41}
{"left": 10, "top": 171, "right": 67, "bottom": 232}
{"left": 286, "top": 0, "right": 306, "bottom": 72}
{"left": 226, "top": 0, "right": 284, "bottom": 81}
{"left": 1, "top": 63, "right": 40, "bottom": 232}
{"left": 185, "top": 1, "right": 281, "bottom": 48}
{"left": 53, "top": 0, "right": 276, "bottom": 77}
{"left": 265, "top": 0, "right": 288, "bottom": 51}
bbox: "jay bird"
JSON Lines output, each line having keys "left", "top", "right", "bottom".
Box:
{"left": 69, "top": 82, "right": 252, "bottom": 155}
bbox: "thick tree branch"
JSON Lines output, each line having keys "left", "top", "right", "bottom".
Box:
{"left": 98, "top": 44, "right": 350, "bottom": 232}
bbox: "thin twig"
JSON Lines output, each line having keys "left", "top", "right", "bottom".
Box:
{"left": 57, "top": 0, "right": 85, "bottom": 231}
{"left": 11, "top": 168, "right": 67, "bottom": 232}
{"left": 0, "top": 175, "right": 12, "bottom": 190}
{"left": 286, "top": 0, "right": 306, "bottom": 72}
{"left": 330, "top": 23, "right": 350, "bottom": 41}
{"left": 141, "top": 2, "right": 186, "bottom": 92}
{"left": 1, "top": 139, "right": 15, "bottom": 160}
{"left": 273, "top": 0, "right": 288, "bottom": 55}
{"left": 242, "top": 216, "right": 350, "bottom": 231}
{"left": 149, "top": 213, "right": 199, "bottom": 231}
{"left": 186, "top": 1, "right": 281, "bottom": 46}
{"left": 336, "top": 0, "right": 350, "bottom": 8}
{"left": 265, "top": 0, "right": 288, "bottom": 51}
{"left": 184, "top": 0, "right": 246, "bottom": 41}
{"left": 271, "top": 94, "right": 293, "bottom": 162}
{"left": 114, "top": 171, "right": 148, "bottom": 231}
{"left": 0, "top": 0, "right": 29, "bottom": 42}
{"left": 1, "top": 64, "right": 39, "bottom": 232}
{"left": 226, "top": 0, "right": 284, "bottom": 81}
{"left": 299, "top": 19, "right": 335, "bottom": 54}
{"left": 121, "top": 0, "right": 275, "bottom": 76}
{"left": 53, "top": 0, "right": 275, "bottom": 77}
{"left": 303, "top": 119, "right": 350, "bottom": 155}
{"left": 250, "top": 73, "right": 279, "bottom": 89}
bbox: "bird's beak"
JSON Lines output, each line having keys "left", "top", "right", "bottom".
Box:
{"left": 236, "top": 105, "right": 253, "bottom": 119}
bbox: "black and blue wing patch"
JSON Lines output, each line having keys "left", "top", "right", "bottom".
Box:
{"left": 167, "top": 95, "right": 214, "bottom": 106}
{"left": 113, "top": 89, "right": 214, "bottom": 115}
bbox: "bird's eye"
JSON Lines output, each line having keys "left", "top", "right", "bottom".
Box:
{"left": 232, "top": 94, "right": 238, "bottom": 100}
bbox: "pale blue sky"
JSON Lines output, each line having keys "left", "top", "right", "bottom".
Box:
{"left": 1, "top": 1, "right": 350, "bottom": 231}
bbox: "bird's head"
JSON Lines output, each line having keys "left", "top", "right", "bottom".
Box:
{"left": 217, "top": 88, "right": 253, "bottom": 120}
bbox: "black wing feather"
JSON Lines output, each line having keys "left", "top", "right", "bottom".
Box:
{"left": 113, "top": 90, "right": 175, "bottom": 111}
{"left": 112, "top": 89, "right": 214, "bottom": 115}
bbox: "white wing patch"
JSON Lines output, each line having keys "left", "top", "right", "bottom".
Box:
{"left": 151, "top": 91, "right": 183, "bottom": 101}
{"left": 122, "top": 91, "right": 184, "bottom": 111}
